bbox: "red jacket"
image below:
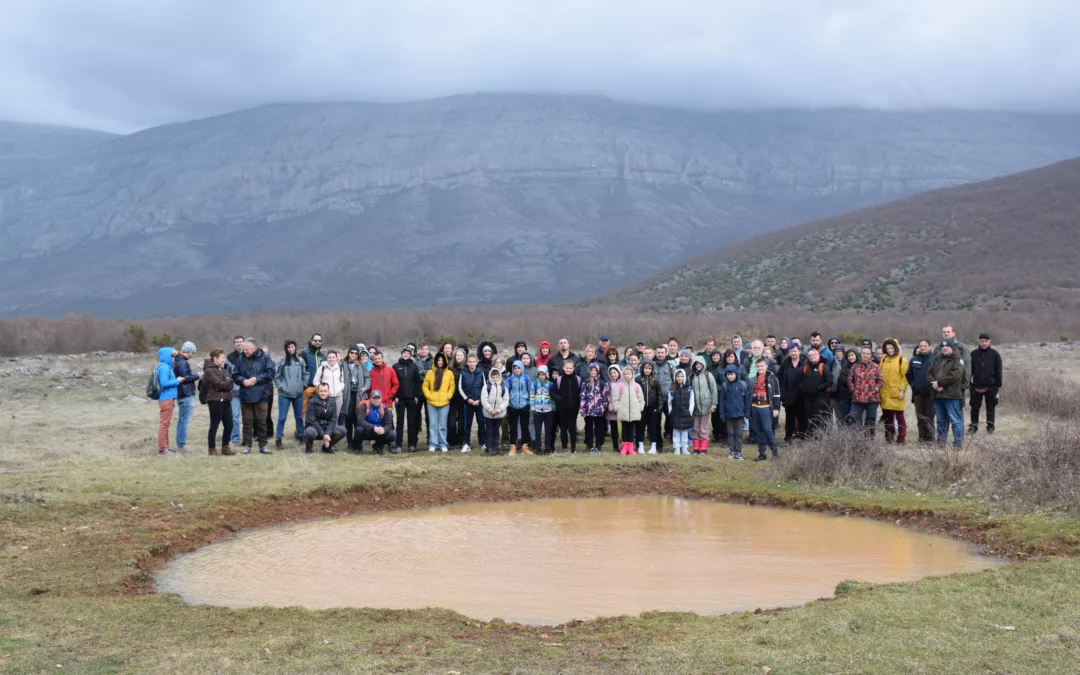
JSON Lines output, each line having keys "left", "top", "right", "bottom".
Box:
{"left": 369, "top": 364, "right": 399, "bottom": 403}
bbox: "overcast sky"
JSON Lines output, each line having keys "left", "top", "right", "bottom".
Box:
{"left": 1, "top": 0, "right": 1077, "bottom": 133}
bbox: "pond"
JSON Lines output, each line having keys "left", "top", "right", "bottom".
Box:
{"left": 155, "top": 496, "right": 997, "bottom": 624}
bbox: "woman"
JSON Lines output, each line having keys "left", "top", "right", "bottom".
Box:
{"left": 342, "top": 345, "right": 370, "bottom": 452}
{"left": 580, "top": 364, "right": 609, "bottom": 453}
{"left": 422, "top": 352, "right": 456, "bottom": 452}
{"left": 203, "top": 348, "right": 236, "bottom": 456}
{"left": 799, "top": 348, "right": 832, "bottom": 437}
{"left": 778, "top": 345, "right": 805, "bottom": 442}
{"left": 440, "top": 342, "right": 455, "bottom": 362}
{"left": 879, "top": 338, "right": 909, "bottom": 444}
{"left": 834, "top": 349, "right": 859, "bottom": 422}
{"left": 627, "top": 353, "right": 641, "bottom": 378}
{"left": 604, "top": 347, "right": 620, "bottom": 372}
{"left": 446, "top": 348, "right": 467, "bottom": 448}
{"left": 778, "top": 337, "right": 791, "bottom": 362}
{"left": 536, "top": 341, "right": 552, "bottom": 368}
{"left": 273, "top": 340, "right": 308, "bottom": 449}
{"left": 605, "top": 364, "right": 622, "bottom": 452}
{"left": 311, "top": 350, "right": 345, "bottom": 421}
{"left": 621, "top": 346, "right": 636, "bottom": 367}
{"left": 636, "top": 361, "right": 661, "bottom": 453}
{"left": 612, "top": 366, "right": 645, "bottom": 455}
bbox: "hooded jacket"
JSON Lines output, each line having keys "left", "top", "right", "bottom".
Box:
{"left": 369, "top": 361, "right": 399, "bottom": 403}
{"left": 154, "top": 347, "right": 181, "bottom": 401}
{"left": 392, "top": 357, "right": 423, "bottom": 400}
{"left": 519, "top": 352, "right": 539, "bottom": 382}
{"left": 579, "top": 371, "right": 610, "bottom": 418}
{"left": 311, "top": 361, "right": 345, "bottom": 398}
{"left": 300, "top": 343, "right": 325, "bottom": 387}
{"left": 173, "top": 353, "right": 200, "bottom": 399}
{"left": 202, "top": 358, "right": 233, "bottom": 403}
{"left": 749, "top": 368, "right": 782, "bottom": 415}
{"left": 477, "top": 341, "right": 498, "bottom": 374}
{"left": 505, "top": 362, "right": 532, "bottom": 409}
{"left": 611, "top": 376, "right": 645, "bottom": 422}
{"left": 879, "top": 338, "right": 910, "bottom": 411}
{"left": 231, "top": 348, "right": 276, "bottom": 403}
{"left": 274, "top": 341, "right": 309, "bottom": 398}
{"left": 718, "top": 365, "right": 752, "bottom": 419}
{"left": 536, "top": 341, "right": 552, "bottom": 367}
{"left": 906, "top": 349, "right": 937, "bottom": 397}
{"left": 667, "top": 378, "right": 695, "bottom": 431}
{"left": 529, "top": 375, "right": 555, "bottom": 413}
{"left": 690, "top": 356, "right": 717, "bottom": 416}
{"left": 421, "top": 355, "right": 456, "bottom": 408}
{"left": 835, "top": 355, "right": 858, "bottom": 401}
{"left": 481, "top": 371, "right": 509, "bottom": 419}
{"left": 928, "top": 350, "right": 965, "bottom": 400}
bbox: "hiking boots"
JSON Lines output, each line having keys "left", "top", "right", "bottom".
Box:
{"left": 304, "top": 440, "right": 314, "bottom": 454}
{"left": 520, "top": 444, "right": 533, "bottom": 455}
{"left": 220, "top": 446, "right": 235, "bottom": 456}
{"left": 275, "top": 438, "right": 284, "bottom": 450}
{"left": 208, "top": 448, "right": 218, "bottom": 456}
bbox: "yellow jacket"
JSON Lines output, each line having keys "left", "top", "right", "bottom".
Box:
{"left": 422, "top": 367, "right": 456, "bottom": 407}
{"left": 879, "top": 338, "right": 909, "bottom": 411}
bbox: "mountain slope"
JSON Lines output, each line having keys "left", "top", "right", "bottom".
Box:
{"left": 599, "top": 158, "right": 1080, "bottom": 315}
{"left": 2, "top": 94, "right": 1080, "bottom": 317}
{"left": 0, "top": 121, "right": 118, "bottom": 189}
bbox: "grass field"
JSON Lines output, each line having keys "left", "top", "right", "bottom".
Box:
{"left": 2, "top": 345, "right": 1080, "bottom": 673}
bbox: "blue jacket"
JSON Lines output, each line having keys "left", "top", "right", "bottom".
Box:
{"left": 718, "top": 366, "right": 751, "bottom": 419}
{"left": 173, "top": 354, "right": 200, "bottom": 399}
{"left": 156, "top": 347, "right": 180, "bottom": 401}
{"left": 232, "top": 349, "right": 276, "bottom": 403}
{"left": 529, "top": 378, "right": 554, "bottom": 413}
{"left": 906, "top": 350, "right": 937, "bottom": 397}
{"left": 506, "top": 364, "right": 531, "bottom": 409}
{"left": 458, "top": 367, "right": 486, "bottom": 402}
{"left": 300, "top": 345, "right": 325, "bottom": 387}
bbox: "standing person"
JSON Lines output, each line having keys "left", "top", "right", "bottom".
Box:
{"left": 879, "top": 338, "right": 910, "bottom": 444}
{"left": 848, "top": 347, "right": 884, "bottom": 437}
{"left": 668, "top": 369, "right": 694, "bottom": 455}
{"left": 300, "top": 334, "right": 326, "bottom": 419}
{"left": 273, "top": 340, "right": 308, "bottom": 449}
{"left": 690, "top": 356, "right": 717, "bottom": 455}
{"left": 551, "top": 360, "right": 582, "bottom": 453}
{"left": 604, "top": 347, "right": 621, "bottom": 373}
{"left": 548, "top": 337, "right": 579, "bottom": 378}
{"left": 356, "top": 390, "right": 396, "bottom": 454}
{"left": 392, "top": 347, "right": 424, "bottom": 452}
{"left": 778, "top": 337, "right": 791, "bottom": 362}
{"left": 439, "top": 342, "right": 455, "bottom": 362}
{"left": 580, "top": 364, "right": 609, "bottom": 454}
{"left": 477, "top": 341, "right": 497, "bottom": 375}
{"left": 799, "top": 349, "right": 832, "bottom": 437}
{"left": 415, "top": 343, "right": 433, "bottom": 438}
{"left": 698, "top": 338, "right": 717, "bottom": 360}
{"left": 536, "top": 340, "right": 552, "bottom": 368}
{"left": 226, "top": 335, "right": 245, "bottom": 446}
{"left": 422, "top": 352, "right": 455, "bottom": 452}
{"left": 480, "top": 367, "right": 509, "bottom": 455}
{"left": 719, "top": 365, "right": 751, "bottom": 460}
{"left": 676, "top": 348, "right": 694, "bottom": 382}
{"left": 834, "top": 349, "right": 859, "bottom": 423}
{"left": 906, "top": 340, "right": 937, "bottom": 444}
{"left": 153, "top": 347, "right": 183, "bottom": 456}
{"left": 708, "top": 351, "right": 726, "bottom": 442}
{"left": 929, "top": 339, "right": 966, "bottom": 447}
{"left": 368, "top": 351, "right": 400, "bottom": 421}
{"left": 447, "top": 348, "right": 467, "bottom": 448}
{"left": 458, "top": 352, "right": 486, "bottom": 453}
{"left": 260, "top": 344, "right": 276, "bottom": 445}
{"left": 576, "top": 344, "right": 601, "bottom": 383}
{"left": 310, "top": 350, "right": 345, "bottom": 423}
{"left": 604, "top": 365, "right": 622, "bottom": 452}
{"left": 778, "top": 345, "right": 806, "bottom": 442}
{"left": 749, "top": 359, "right": 781, "bottom": 460}
{"left": 232, "top": 338, "right": 275, "bottom": 455}
{"left": 303, "top": 383, "right": 346, "bottom": 453}
{"left": 519, "top": 351, "right": 538, "bottom": 382}
{"left": 636, "top": 361, "right": 661, "bottom": 454}
{"left": 529, "top": 366, "right": 556, "bottom": 454}
{"left": 504, "top": 360, "right": 533, "bottom": 455}
{"left": 612, "top": 366, "right": 645, "bottom": 455}
{"left": 969, "top": 332, "right": 1003, "bottom": 435}
{"left": 173, "top": 342, "right": 201, "bottom": 452}
{"left": 653, "top": 345, "right": 675, "bottom": 449}
{"left": 342, "top": 345, "right": 371, "bottom": 452}
{"left": 203, "top": 348, "right": 235, "bottom": 455}
{"left": 667, "top": 338, "right": 680, "bottom": 365}
{"left": 597, "top": 336, "right": 612, "bottom": 357}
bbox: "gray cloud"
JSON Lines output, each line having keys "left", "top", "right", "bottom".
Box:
{"left": 1, "top": 0, "right": 1078, "bottom": 132}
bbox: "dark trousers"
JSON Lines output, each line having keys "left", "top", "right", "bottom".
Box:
{"left": 507, "top": 406, "right": 532, "bottom": 445}
{"left": 584, "top": 416, "right": 606, "bottom": 449}
{"left": 725, "top": 418, "right": 744, "bottom": 455}
{"left": 637, "top": 406, "right": 660, "bottom": 445}
{"left": 304, "top": 425, "right": 345, "bottom": 451}
{"left": 447, "top": 401, "right": 464, "bottom": 446}
{"left": 240, "top": 402, "right": 269, "bottom": 449}
{"left": 558, "top": 410, "right": 579, "bottom": 450}
{"left": 463, "top": 403, "right": 486, "bottom": 447}
{"left": 343, "top": 391, "right": 359, "bottom": 449}
{"left": 264, "top": 397, "right": 274, "bottom": 439}
{"left": 969, "top": 388, "right": 998, "bottom": 431}
{"left": 608, "top": 420, "right": 621, "bottom": 452}
{"left": 662, "top": 406, "right": 673, "bottom": 442}
{"left": 395, "top": 398, "right": 421, "bottom": 449}
{"left": 208, "top": 401, "right": 233, "bottom": 450}
{"left": 532, "top": 410, "right": 555, "bottom": 451}
{"left": 783, "top": 401, "right": 806, "bottom": 441}
{"left": 484, "top": 415, "right": 502, "bottom": 453}
{"left": 803, "top": 394, "right": 830, "bottom": 437}
{"left": 882, "top": 409, "right": 907, "bottom": 443}
{"left": 913, "top": 394, "right": 936, "bottom": 443}
{"left": 620, "top": 421, "right": 636, "bottom": 442}
{"left": 357, "top": 427, "right": 396, "bottom": 452}
{"left": 710, "top": 409, "right": 723, "bottom": 441}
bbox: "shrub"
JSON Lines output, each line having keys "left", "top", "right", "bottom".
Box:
{"left": 150, "top": 332, "right": 175, "bottom": 348}
{"left": 768, "top": 425, "right": 897, "bottom": 488}
{"left": 1004, "top": 371, "right": 1079, "bottom": 421}
{"left": 124, "top": 324, "right": 148, "bottom": 352}
{"left": 435, "top": 334, "right": 457, "bottom": 348}
{"left": 974, "top": 422, "right": 1080, "bottom": 510}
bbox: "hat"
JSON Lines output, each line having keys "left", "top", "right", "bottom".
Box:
{"left": 370, "top": 390, "right": 382, "bottom": 398}
{"left": 537, "top": 365, "right": 548, "bottom": 375}
{"left": 725, "top": 364, "right": 740, "bottom": 375}
{"left": 979, "top": 332, "right": 991, "bottom": 340}
{"left": 181, "top": 341, "right": 196, "bottom": 354}
{"left": 636, "top": 340, "right": 646, "bottom": 346}
{"left": 679, "top": 348, "right": 693, "bottom": 358}
{"left": 348, "top": 344, "right": 360, "bottom": 353}
{"left": 942, "top": 338, "right": 957, "bottom": 349}
{"left": 599, "top": 336, "right": 610, "bottom": 341}
{"left": 482, "top": 344, "right": 493, "bottom": 353}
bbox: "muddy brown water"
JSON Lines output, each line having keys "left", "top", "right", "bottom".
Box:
{"left": 155, "top": 496, "right": 998, "bottom": 624}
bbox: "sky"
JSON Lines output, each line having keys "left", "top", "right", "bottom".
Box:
{"left": 1, "top": 0, "right": 1078, "bottom": 133}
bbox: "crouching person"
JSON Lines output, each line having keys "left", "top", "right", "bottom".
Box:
{"left": 356, "top": 390, "right": 397, "bottom": 454}
{"left": 304, "top": 383, "right": 346, "bottom": 454}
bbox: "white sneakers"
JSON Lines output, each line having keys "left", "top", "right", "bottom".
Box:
{"left": 637, "top": 442, "right": 645, "bottom": 453}
{"left": 461, "top": 445, "right": 471, "bottom": 453}
{"left": 648, "top": 443, "right": 657, "bottom": 454}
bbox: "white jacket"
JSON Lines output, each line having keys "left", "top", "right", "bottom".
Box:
{"left": 481, "top": 378, "right": 509, "bottom": 419}
{"left": 311, "top": 363, "right": 345, "bottom": 398}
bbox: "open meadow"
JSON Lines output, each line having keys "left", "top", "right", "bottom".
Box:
{"left": 2, "top": 344, "right": 1080, "bottom": 673}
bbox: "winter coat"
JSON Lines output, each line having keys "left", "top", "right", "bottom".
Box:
{"left": 652, "top": 358, "right": 676, "bottom": 398}
{"left": 300, "top": 346, "right": 325, "bottom": 387}
{"left": 970, "top": 347, "right": 1003, "bottom": 391}
{"left": 739, "top": 356, "right": 775, "bottom": 385}
{"left": 928, "top": 352, "right": 965, "bottom": 400}
{"left": 231, "top": 349, "right": 276, "bottom": 404}
{"left": 835, "top": 360, "right": 857, "bottom": 401}
{"left": 529, "top": 379, "right": 555, "bottom": 413}
{"left": 611, "top": 379, "right": 645, "bottom": 422}
{"left": 879, "top": 342, "right": 910, "bottom": 411}
{"left": 667, "top": 384, "right": 695, "bottom": 431}
{"left": 934, "top": 338, "right": 970, "bottom": 389}
{"left": 778, "top": 356, "right": 804, "bottom": 405}
{"left": 690, "top": 357, "right": 717, "bottom": 416}
{"left": 310, "top": 362, "right": 345, "bottom": 398}
{"left": 519, "top": 352, "right": 539, "bottom": 382}
{"left": 155, "top": 347, "right": 181, "bottom": 401}
{"left": 636, "top": 372, "right": 662, "bottom": 409}
{"left": 579, "top": 379, "right": 610, "bottom": 418}
{"left": 505, "top": 367, "right": 532, "bottom": 409}
{"left": 274, "top": 357, "right": 309, "bottom": 399}
{"left": 749, "top": 370, "right": 782, "bottom": 415}
{"left": 368, "top": 364, "right": 399, "bottom": 403}
{"left": 356, "top": 400, "right": 395, "bottom": 433}
{"left": 305, "top": 395, "right": 342, "bottom": 436}
{"left": 906, "top": 351, "right": 937, "bottom": 397}
{"left": 392, "top": 359, "right": 423, "bottom": 400}
{"left": 799, "top": 359, "right": 832, "bottom": 398}
{"left": 848, "top": 361, "right": 884, "bottom": 404}
{"left": 202, "top": 359, "right": 233, "bottom": 404}
{"left": 458, "top": 367, "right": 486, "bottom": 403}
{"left": 477, "top": 341, "right": 498, "bottom": 373}
{"left": 173, "top": 355, "right": 200, "bottom": 399}
{"left": 552, "top": 373, "right": 582, "bottom": 412}
{"left": 719, "top": 373, "right": 752, "bottom": 420}
{"left": 343, "top": 361, "right": 370, "bottom": 400}
{"left": 548, "top": 351, "right": 579, "bottom": 378}
{"left": 422, "top": 367, "right": 456, "bottom": 408}
{"left": 481, "top": 378, "right": 509, "bottom": 419}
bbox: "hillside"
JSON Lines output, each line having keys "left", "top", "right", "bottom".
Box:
{"left": 0, "top": 121, "right": 118, "bottom": 189}
{"left": 599, "top": 158, "right": 1080, "bottom": 315}
{"left": 3, "top": 94, "right": 1080, "bottom": 317}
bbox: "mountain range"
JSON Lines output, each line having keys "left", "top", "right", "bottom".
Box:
{"left": 2, "top": 94, "right": 1080, "bottom": 317}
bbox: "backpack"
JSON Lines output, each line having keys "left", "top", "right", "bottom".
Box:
{"left": 146, "top": 367, "right": 161, "bottom": 400}
{"left": 197, "top": 378, "right": 207, "bottom": 405}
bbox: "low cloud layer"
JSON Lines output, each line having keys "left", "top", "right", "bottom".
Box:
{"left": 1, "top": 0, "right": 1077, "bottom": 132}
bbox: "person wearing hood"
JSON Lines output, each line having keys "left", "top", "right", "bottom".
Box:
{"left": 505, "top": 360, "right": 534, "bottom": 455}
{"left": 536, "top": 340, "right": 552, "bottom": 368}
{"left": 636, "top": 361, "right": 662, "bottom": 454}
{"left": 203, "top": 348, "right": 235, "bottom": 456}
{"left": 422, "top": 352, "right": 456, "bottom": 452}
{"left": 519, "top": 351, "right": 538, "bottom": 381}
{"left": 834, "top": 349, "right": 860, "bottom": 423}
{"left": 273, "top": 340, "right": 308, "bottom": 449}
{"left": 929, "top": 338, "right": 966, "bottom": 447}
{"left": 447, "top": 348, "right": 468, "bottom": 448}
{"left": 799, "top": 348, "right": 833, "bottom": 437}
{"left": 969, "top": 332, "right": 1003, "bottom": 435}
{"left": 730, "top": 335, "right": 751, "bottom": 368}
{"left": 173, "top": 341, "right": 201, "bottom": 452}
{"left": 392, "top": 347, "right": 424, "bottom": 452}
{"left": 879, "top": 338, "right": 910, "bottom": 444}
{"left": 343, "top": 345, "right": 371, "bottom": 452}
{"left": 847, "top": 346, "right": 884, "bottom": 437}
{"left": 676, "top": 348, "right": 694, "bottom": 382}
{"left": 153, "top": 347, "right": 183, "bottom": 455}
{"left": 477, "top": 341, "right": 498, "bottom": 375}
{"left": 778, "top": 344, "right": 806, "bottom": 442}
{"left": 551, "top": 359, "right": 582, "bottom": 453}
{"left": 232, "top": 338, "right": 276, "bottom": 455}
{"left": 604, "top": 364, "right": 623, "bottom": 452}
{"left": 719, "top": 364, "right": 751, "bottom": 460}
{"left": 690, "top": 356, "right": 718, "bottom": 454}
{"left": 512, "top": 341, "right": 528, "bottom": 363}
{"left": 481, "top": 367, "right": 509, "bottom": 455}
{"left": 530, "top": 365, "right": 556, "bottom": 454}
{"left": 612, "top": 366, "right": 645, "bottom": 455}
{"left": 580, "top": 363, "right": 610, "bottom": 453}
{"left": 906, "top": 339, "right": 937, "bottom": 444}
{"left": 668, "top": 369, "right": 695, "bottom": 455}
{"left": 359, "top": 348, "right": 373, "bottom": 372}
{"left": 300, "top": 334, "right": 326, "bottom": 419}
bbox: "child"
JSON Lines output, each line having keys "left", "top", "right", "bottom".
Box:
{"left": 636, "top": 361, "right": 661, "bottom": 454}
{"left": 690, "top": 356, "right": 717, "bottom": 455}
{"left": 505, "top": 360, "right": 533, "bottom": 455}
{"left": 749, "top": 359, "right": 781, "bottom": 460}
{"left": 551, "top": 360, "right": 582, "bottom": 453}
{"left": 668, "top": 369, "right": 694, "bottom": 455}
{"left": 580, "top": 364, "right": 610, "bottom": 454}
{"left": 605, "top": 365, "right": 622, "bottom": 452}
{"left": 718, "top": 365, "right": 751, "bottom": 460}
{"left": 480, "top": 368, "right": 508, "bottom": 455}
{"left": 529, "top": 366, "right": 555, "bottom": 454}
{"left": 613, "top": 366, "right": 645, "bottom": 455}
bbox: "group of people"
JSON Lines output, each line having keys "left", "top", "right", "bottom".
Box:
{"left": 149, "top": 326, "right": 1004, "bottom": 461}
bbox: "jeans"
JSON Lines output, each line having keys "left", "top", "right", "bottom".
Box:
{"left": 837, "top": 399, "right": 853, "bottom": 421}
{"left": 240, "top": 402, "right": 269, "bottom": 449}
{"left": 426, "top": 403, "right": 449, "bottom": 449}
{"left": 157, "top": 399, "right": 175, "bottom": 451}
{"left": 175, "top": 396, "right": 195, "bottom": 448}
{"left": 969, "top": 388, "right": 998, "bottom": 431}
{"left": 934, "top": 398, "right": 964, "bottom": 447}
{"left": 750, "top": 406, "right": 777, "bottom": 456}
{"left": 463, "top": 403, "right": 486, "bottom": 447}
{"left": 531, "top": 410, "right": 555, "bottom": 451}
{"left": 847, "top": 402, "right": 879, "bottom": 437}
{"left": 276, "top": 394, "right": 304, "bottom": 439}
{"left": 913, "top": 394, "right": 936, "bottom": 443}
{"left": 208, "top": 401, "right": 233, "bottom": 450}
{"left": 230, "top": 393, "right": 242, "bottom": 443}
{"left": 507, "top": 406, "right": 532, "bottom": 445}
{"left": 672, "top": 429, "right": 690, "bottom": 453}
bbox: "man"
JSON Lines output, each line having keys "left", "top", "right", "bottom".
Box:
{"left": 653, "top": 345, "right": 675, "bottom": 446}
{"left": 809, "top": 332, "right": 824, "bottom": 354}
{"left": 231, "top": 338, "right": 275, "bottom": 455}
{"left": 731, "top": 335, "right": 750, "bottom": 367}
{"left": 415, "top": 343, "right": 433, "bottom": 434}
{"left": 765, "top": 335, "right": 778, "bottom": 355}
{"left": 697, "top": 339, "right": 717, "bottom": 359}
{"left": 356, "top": 390, "right": 397, "bottom": 454}
{"left": 906, "top": 339, "right": 937, "bottom": 444}
{"left": 969, "top": 332, "right": 1003, "bottom": 434}
{"left": 749, "top": 358, "right": 781, "bottom": 460}
{"left": 226, "top": 335, "right": 245, "bottom": 445}
{"left": 173, "top": 341, "right": 201, "bottom": 451}
{"left": 154, "top": 347, "right": 183, "bottom": 456}
{"left": 598, "top": 336, "right": 612, "bottom": 355}
{"left": 641, "top": 346, "right": 654, "bottom": 364}
{"left": 929, "top": 338, "right": 966, "bottom": 447}
{"left": 392, "top": 347, "right": 424, "bottom": 452}
{"left": 300, "top": 334, "right": 325, "bottom": 419}
{"left": 547, "top": 337, "right": 579, "bottom": 376}
{"left": 368, "top": 350, "right": 399, "bottom": 411}
{"left": 303, "top": 382, "right": 345, "bottom": 453}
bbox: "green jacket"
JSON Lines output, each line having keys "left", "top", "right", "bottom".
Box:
{"left": 927, "top": 352, "right": 965, "bottom": 400}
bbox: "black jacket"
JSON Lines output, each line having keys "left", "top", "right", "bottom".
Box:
{"left": 392, "top": 358, "right": 423, "bottom": 400}
{"left": 551, "top": 372, "right": 581, "bottom": 412}
{"left": 548, "top": 351, "right": 579, "bottom": 379}
{"left": 906, "top": 351, "right": 937, "bottom": 397}
{"left": 173, "top": 355, "right": 200, "bottom": 399}
{"left": 636, "top": 373, "right": 662, "bottom": 409}
{"left": 799, "top": 360, "right": 831, "bottom": 398}
{"left": 778, "top": 358, "right": 804, "bottom": 405}
{"left": 305, "top": 395, "right": 342, "bottom": 436}
{"left": 970, "top": 347, "right": 1003, "bottom": 390}
{"left": 835, "top": 361, "right": 856, "bottom": 401}
{"left": 231, "top": 349, "right": 275, "bottom": 404}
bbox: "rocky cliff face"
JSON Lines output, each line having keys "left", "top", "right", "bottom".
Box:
{"left": 1, "top": 94, "right": 1079, "bottom": 317}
